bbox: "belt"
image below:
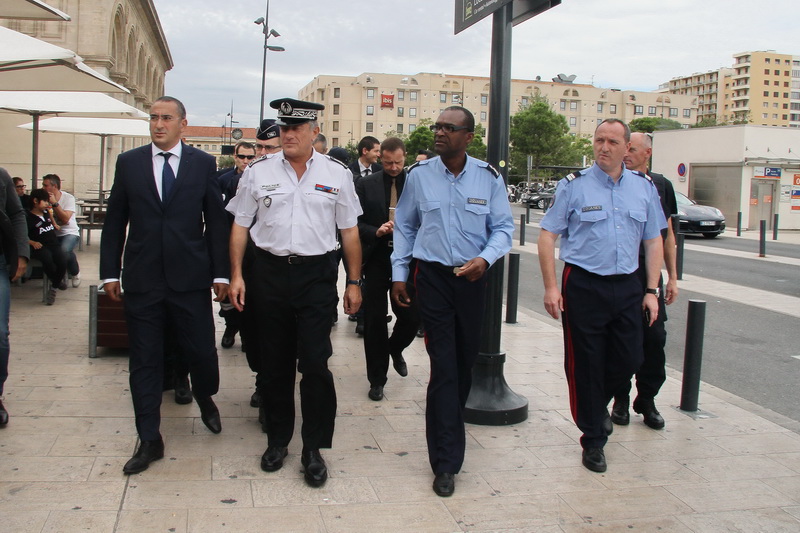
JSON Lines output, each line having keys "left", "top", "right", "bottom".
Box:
{"left": 423, "top": 261, "right": 462, "bottom": 275}
{"left": 257, "top": 249, "right": 334, "bottom": 265}
{"left": 567, "top": 263, "right": 634, "bottom": 281}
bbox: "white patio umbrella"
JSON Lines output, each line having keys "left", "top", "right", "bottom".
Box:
{"left": 0, "top": 0, "right": 70, "bottom": 21}
{"left": 0, "top": 91, "right": 148, "bottom": 186}
{"left": 0, "top": 26, "right": 127, "bottom": 93}
{"left": 18, "top": 117, "right": 150, "bottom": 203}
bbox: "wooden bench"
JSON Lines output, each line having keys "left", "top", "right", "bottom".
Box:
{"left": 88, "top": 284, "right": 128, "bottom": 358}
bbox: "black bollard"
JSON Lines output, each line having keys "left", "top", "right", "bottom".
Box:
{"left": 773, "top": 213, "right": 779, "bottom": 241}
{"left": 759, "top": 219, "right": 766, "bottom": 257}
{"left": 525, "top": 204, "right": 531, "bottom": 225}
{"left": 519, "top": 214, "right": 526, "bottom": 246}
{"left": 736, "top": 211, "right": 742, "bottom": 236}
{"left": 505, "top": 253, "right": 519, "bottom": 324}
{"left": 676, "top": 231, "right": 685, "bottom": 281}
{"left": 680, "top": 300, "right": 707, "bottom": 412}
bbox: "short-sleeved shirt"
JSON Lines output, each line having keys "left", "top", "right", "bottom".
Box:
{"left": 391, "top": 155, "right": 514, "bottom": 281}
{"left": 540, "top": 163, "right": 667, "bottom": 276}
{"left": 226, "top": 149, "right": 362, "bottom": 256}
{"left": 27, "top": 210, "right": 59, "bottom": 247}
{"left": 56, "top": 190, "right": 79, "bottom": 237}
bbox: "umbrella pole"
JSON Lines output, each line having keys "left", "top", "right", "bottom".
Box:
{"left": 32, "top": 113, "right": 40, "bottom": 188}
{"left": 98, "top": 134, "right": 107, "bottom": 205}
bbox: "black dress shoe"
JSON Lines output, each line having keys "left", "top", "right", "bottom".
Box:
{"left": 368, "top": 385, "right": 384, "bottom": 401}
{"left": 220, "top": 326, "right": 236, "bottom": 349}
{"left": 193, "top": 394, "right": 222, "bottom": 434}
{"left": 582, "top": 447, "right": 607, "bottom": 473}
{"left": 174, "top": 376, "right": 192, "bottom": 405}
{"left": 611, "top": 396, "right": 630, "bottom": 425}
{"left": 348, "top": 314, "right": 358, "bottom": 322}
{"left": 260, "top": 446, "right": 288, "bottom": 472}
{"left": 301, "top": 449, "right": 328, "bottom": 487}
{"left": 633, "top": 398, "right": 665, "bottom": 429}
{"left": 432, "top": 473, "right": 455, "bottom": 497}
{"left": 602, "top": 410, "right": 613, "bottom": 436}
{"left": 0, "top": 399, "right": 8, "bottom": 426}
{"left": 391, "top": 354, "right": 408, "bottom": 377}
{"left": 123, "top": 438, "right": 164, "bottom": 474}
{"left": 250, "top": 389, "right": 261, "bottom": 408}
{"left": 355, "top": 323, "right": 364, "bottom": 336}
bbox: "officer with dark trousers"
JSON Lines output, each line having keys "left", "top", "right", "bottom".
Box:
{"left": 356, "top": 137, "right": 420, "bottom": 401}
{"left": 227, "top": 98, "right": 362, "bottom": 489}
{"left": 538, "top": 119, "right": 666, "bottom": 474}
{"left": 391, "top": 107, "right": 513, "bottom": 497}
{"left": 611, "top": 132, "right": 679, "bottom": 429}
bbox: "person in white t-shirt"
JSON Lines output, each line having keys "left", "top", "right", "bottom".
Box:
{"left": 42, "top": 174, "right": 81, "bottom": 287}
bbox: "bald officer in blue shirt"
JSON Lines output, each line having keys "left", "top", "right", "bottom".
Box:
{"left": 391, "top": 106, "right": 514, "bottom": 497}
{"left": 538, "top": 118, "right": 666, "bottom": 474}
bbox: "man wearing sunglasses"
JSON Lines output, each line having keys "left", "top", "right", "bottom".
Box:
{"left": 391, "top": 106, "right": 514, "bottom": 497}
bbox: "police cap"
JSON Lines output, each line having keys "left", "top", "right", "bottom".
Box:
{"left": 270, "top": 98, "right": 324, "bottom": 126}
{"left": 256, "top": 119, "right": 279, "bottom": 140}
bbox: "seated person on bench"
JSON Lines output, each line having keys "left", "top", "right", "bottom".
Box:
{"left": 26, "top": 189, "right": 67, "bottom": 305}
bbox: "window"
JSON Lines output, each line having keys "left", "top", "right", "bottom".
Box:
{"left": 212, "top": 145, "right": 217, "bottom": 151}
{"left": 481, "top": 94, "right": 488, "bottom": 105}
{"left": 773, "top": 114, "right": 778, "bottom": 119}
{"left": 397, "top": 89, "right": 405, "bottom": 101}
{"left": 452, "top": 94, "right": 460, "bottom": 104}
{"left": 763, "top": 113, "right": 769, "bottom": 119}
{"left": 783, "top": 103, "right": 789, "bottom": 109}
{"left": 204, "top": 145, "right": 209, "bottom": 150}
{"left": 366, "top": 105, "right": 374, "bottom": 115}
{"left": 397, "top": 124, "right": 404, "bottom": 134}
{"left": 765, "top": 58, "right": 771, "bottom": 63}
{"left": 570, "top": 101, "right": 578, "bottom": 110}
{"left": 775, "top": 70, "right": 780, "bottom": 75}
{"left": 440, "top": 93, "right": 447, "bottom": 103}
{"left": 792, "top": 103, "right": 800, "bottom": 111}
{"left": 333, "top": 87, "right": 340, "bottom": 98}
{"left": 774, "top": 103, "right": 779, "bottom": 108}
{"left": 764, "top": 91, "right": 770, "bottom": 96}
{"left": 783, "top": 114, "right": 788, "bottom": 120}
{"left": 480, "top": 111, "right": 487, "bottom": 121}
{"left": 765, "top": 69, "right": 770, "bottom": 74}
{"left": 559, "top": 100, "right": 566, "bottom": 110}
{"left": 634, "top": 105, "right": 643, "bottom": 115}
{"left": 774, "top": 81, "right": 780, "bottom": 86}
{"left": 332, "top": 121, "right": 339, "bottom": 132}
{"left": 597, "top": 118, "right": 603, "bottom": 125}
{"left": 521, "top": 97, "right": 528, "bottom": 106}
{"left": 609, "top": 104, "right": 617, "bottom": 114}
{"left": 648, "top": 106, "right": 656, "bottom": 115}
{"left": 597, "top": 102, "right": 604, "bottom": 112}
{"left": 784, "top": 93, "right": 789, "bottom": 98}
{"left": 763, "top": 102, "right": 769, "bottom": 108}
{"left": 409, "top": 108, "right": 417, "bottom": 118}
{"left": 410, "top": 91, "right": 418, "bottom": 101}
{"left": 683, "top": 109, "right": 691, "bottom": 118}
{"left": 333, "top": 104, "right": 340, "bottom": 115}
{"left": 409, "top": 124, "right": 416, "bottom": 132}
{"left": 669, "top": 107, "right": 678, "bottom": 117}
{"left": 366, "top": 122, "right": 374, "bottom": 132}
{"left": 764, "top": 80, "right": 770, "bottom": 85}
{"left": 332, "top": 138, "right": 339, "bottom": 147}
{"left": 569, "top": 117, "right": 577, "bottom": 127}
{"left": 367, "top": 89, "right": 375, "bottom": 99}
{"left": 397, "top": 106, "right": 404, "bottom": 117}
{"left": 774, "top": 92, "right": 779, "bottom": 97}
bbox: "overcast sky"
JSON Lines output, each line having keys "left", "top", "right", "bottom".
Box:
{"left": 151, "top": 0, "right": 797, "bottom": 129}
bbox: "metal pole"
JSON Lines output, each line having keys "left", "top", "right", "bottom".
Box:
{"left": 759, "top": 219, "right": 766, "bottom": 257}
{"left": 525, "top": 204, "right": 530, "bottom": 225}
{"left": 676, "top": 232, "right": 685, "bottom": 280}
{"left": 736, "top": 211, "right": 742, "bottom": 236}
{"left": 98, "top": 135, "right": 107, "bottom": 206}
{"left": 32, "top": 113, "right": 40, "bottom": 188}
{"left": 505, "top": 253, "right": 519, "bottom": 324}
{"left": 773, "top": 213, "right": 779, "bottom": 241}
{"left": 258, "top": 0, "right": 270, "bottom": 124}
{"left": 680, "top": 299, "right": 706, "bottom": 411}
{"left": 519, "top": 214, "right": 526, "bottom": 246}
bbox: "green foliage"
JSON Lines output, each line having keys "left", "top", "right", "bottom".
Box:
{"left": 342, "top": 141, "right": 359, "bottom": 165}
{"left": 466, "top": 123, "right": 487, "bottom": 161}
{"left": 509, "top": 98, "right": 571, "bottom": 175}
{"left": 691, "top": 117, "right": 722, "bottom": 128}
{"left": 629, "top": 117, "right": 683, "bottom": 133}
{"left": 404, "top": 118, "right": 434, "bottom": 165}
{"left": 217, "top": 155, "right": 234, "bottom": 170}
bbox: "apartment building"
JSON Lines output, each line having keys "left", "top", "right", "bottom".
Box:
{"left": 298, "top": 72, "right": 698, "bottom": 147}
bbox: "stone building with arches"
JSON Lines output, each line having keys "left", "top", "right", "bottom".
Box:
{"left": 0, "top": 0, "right": 171, "bottom": 195}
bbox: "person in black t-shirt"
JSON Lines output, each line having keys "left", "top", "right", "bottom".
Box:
{"left": 26, "top": 189, "right": 67, "bottom": 304}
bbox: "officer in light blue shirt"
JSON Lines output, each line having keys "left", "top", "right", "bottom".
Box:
{"left": 390, "top": 106, "right": 513, "bottom": 498}
{"left": 538, "top": 119, "right": 666, "bottom": 475}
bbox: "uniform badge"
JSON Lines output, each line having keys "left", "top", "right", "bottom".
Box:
{"left": 314, "top": 184, "right": 339, "bottom": 195}
{"left": 581, "top": 205, "right": 602, "bottom": 212}
{"left": 260, "top": 183, "right": 280, "bottom": 191}
{"left": 467, "top": 198, "right": 488, "bottom": 205}
{"left": 263, "top": 196, "right": 272, "bottom": 207}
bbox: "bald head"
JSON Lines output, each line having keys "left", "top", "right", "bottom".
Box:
{"left": 623, "top": 132, "right": 652, "bottom": 173}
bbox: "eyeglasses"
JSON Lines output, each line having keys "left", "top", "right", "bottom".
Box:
{"left": 429, "top": 123, "right": 472, "bottom": 133}
{"left": 236, "top": 154, "right": 256, "bottom": 160}
{"left": 15, "top": 185, "right": 25, "bottom": 189}
{"left": 256, "top": 144, "right": 281, "bottom": 152}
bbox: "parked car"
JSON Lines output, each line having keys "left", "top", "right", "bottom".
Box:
{"left": 524, "top": 186, "right": 556, "bottom": 209}
{"left": 675, "top": 191, "right": 726, "bottom": 238}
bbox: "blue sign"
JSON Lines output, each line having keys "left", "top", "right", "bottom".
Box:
{"left": 765, "top": 167, "right": 781, "bottom": 177}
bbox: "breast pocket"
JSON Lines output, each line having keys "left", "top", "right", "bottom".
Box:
{"left": 306, "top": 190, "right": 337, "bottom": 223}
{"left": 419, "top": 201, "right": 441, "bottom": 226}
{"left": 463, "top": 202, "right": 489, "bottom": 235}
{"left": 257, "top": 190, "right": 290, "bottom": 224}
{"left": 628, "top": 210, "right": 647, "bottom": 223}
{"left": 579, "top": 210, "right": 609, "bottom": 224}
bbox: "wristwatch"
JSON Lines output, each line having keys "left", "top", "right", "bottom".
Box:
{"left": 645, "top": 287, "right": 660, "bottom": 297}
{"left": 51, "top": 202, "right": 59, "bottom": 208}
{"left": 347, "top": 279, "right": 363, "bottom": 287}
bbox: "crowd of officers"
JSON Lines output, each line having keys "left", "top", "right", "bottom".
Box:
{"left": 89, "top": 94, "right": 676, "bottom": 498}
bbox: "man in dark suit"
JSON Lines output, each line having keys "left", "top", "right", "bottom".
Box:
{"left": 355, "top": 137, "right": 419, "bottom": 401}
{"left": 348, "top": 136, "right": 382, "bottom": 181}
{"left": 100, "top": 96, "right": 230, "bottom": 475}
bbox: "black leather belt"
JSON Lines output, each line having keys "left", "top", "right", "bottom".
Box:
{"left": 567, "top": 263, "right": 634, "bottom": 281}
{"left": 258, "top": 249, "right": 334, "bottom": 265}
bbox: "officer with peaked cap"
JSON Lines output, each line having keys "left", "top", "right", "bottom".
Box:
{"left": 255, "top": 119, "right": 282, "bottom": 158}
{"left": 227, "top": 97, "right": 363, "bottom": 488}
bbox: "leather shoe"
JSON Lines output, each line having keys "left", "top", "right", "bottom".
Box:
{"left": 221, "top": 326, "right": 236, "bottom": 349}
{"left": 633, "top": 398, "right": 665, "bottom": 429}
{"left": 355, "top": 323, "right": 364, "bottom": 336}
{"left": 368, "top": 385, "right": 384, "bottom": 401}
{"left": 250, "top": 389, "right": 261, "bottom": 408}
{"left": 432, "top": 473, "right": 455, "bottom": 497}
{"left": 611, "top": 396, "right": 630, "bottom": 425}
{"left": 123, "top": 438, "right": 164, "bottom": 474}
{"left": 174, "top": 375, "right": 192, "bottom": 405}
{"left": 260, "top": 445, "right": 288, "bottom": 472}
{"left": 0, "top": 399, "right": 8, "bottom": 426}
{"left": 602, "top": 410, "right": 613, "bottom": 436}
{"left": 582, "top": 447, "right": 607, "bottom": 473}
{"left": 194, "top": 394, "right": 222, "bottom": 434}
{"left": 391, "top": 353, "right": 408, "bottom": 377}
{"left": 301, "top": 449, "right": 328, "bottom": 487}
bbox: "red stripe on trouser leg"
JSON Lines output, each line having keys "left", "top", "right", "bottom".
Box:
{"left": 561, "top": 265, "right": 578, "bottom": 423}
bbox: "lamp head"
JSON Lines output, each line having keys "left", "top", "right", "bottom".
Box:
{"left": 254, "top": 16, "right": 265, "bottom": 25}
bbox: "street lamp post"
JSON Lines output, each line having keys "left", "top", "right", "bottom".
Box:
{"left": 255, "top": 0, "right": 284, "bottom": 123}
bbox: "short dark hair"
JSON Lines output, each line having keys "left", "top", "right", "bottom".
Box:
{"left": 380, "top": 137, "right": 406, "bottom": 154}
{"left": 597, "top": 118, "right": 631, "bottom": 142}
{"left": 30, "top": 188, "right": 49, "bottom": 203}
{"left": 418, "top": 149, "right": 435, "bottom": 159}
{"left": 153, "top": 96, "right": 187, "bottom": 119}
{"left": 234, "top": 141, "right": 254, "bottom": 153}
{"left": 443, "top": 106, "right": 475, "bottom": 132}
{"left": 314, "top": 133, "right": 327, "bottom": 147}
{"left": 42, "top": 173, "right": 61, "bottom": 189}
{"left": 12, "top": 177, "right": 24, "bottom": 186}
{"left": 357, "top": 136, "right": 380, "bottom": 156}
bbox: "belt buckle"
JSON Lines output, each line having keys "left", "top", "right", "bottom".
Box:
{"left": 287, "top": 254, "right": 299, "bottom": 264}
{"left": 387, "top": 240, "right": 393, "bottom": 249}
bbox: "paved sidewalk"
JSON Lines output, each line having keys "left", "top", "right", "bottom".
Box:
{"left": 1, "top": 238, "right": 798, "bottom": 532}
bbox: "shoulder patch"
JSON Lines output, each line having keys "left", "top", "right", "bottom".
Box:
{"left": 483, "top": 163, "right": 500, "bottom": 178}
{"left": 407, "top": 160, "right": 426, "bottom": 174}
{"left": 325, "top": 154, "right": 349, "bottom": 169}
{"left": 632, "top": 170, "right": 653, "bottom": 182}
{"left": 248, "top": 154, "right": 268, "bottom": 168}
{"left": 565, "top": 170, "right": 584, "bottom": 182}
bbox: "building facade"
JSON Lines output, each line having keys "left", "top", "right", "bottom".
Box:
{"left": 298, "top": 72, "right": 698, "bottom": 147}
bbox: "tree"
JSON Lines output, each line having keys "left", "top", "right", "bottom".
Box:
{"left": 217, "top": 155, "right": 234, "bottom": 170}
{"left": 404, "top": 118, "right": 434, "bottom": 165}
{"left": 691, "top": 117, "right": 722, "bottom": 128}
{"left": 466, "top": 123, "right": 487, "bottom": 161}
{"left": 509, "top": 98, "right": 571, "bottom": 177}
{"left": 629, "top": 117, "right": 683, "bottom": 133}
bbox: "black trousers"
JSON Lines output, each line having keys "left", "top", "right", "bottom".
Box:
{"left": 362, "top": 246, "right": 420, "bottom": 387}
{"left": 561, "top": 265, "right": 643, "bottom": 450}
{"left": 30, "top": 244, "right": 66, "bottom": 287}
{"left": 124, "top": 287, "right": 219, "bottom": 441}
{"left": 238, "top": 241, "right": 264, "bottom": 390}
{"left": 251, "top": 249, "right": 338, "bottom": 450}
{"left": 416, "top": 260, "right": 487, "bottom": 475}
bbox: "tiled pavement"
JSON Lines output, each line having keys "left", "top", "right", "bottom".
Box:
{"left": 1, "top": 232, "right": 798, "bottom": 532}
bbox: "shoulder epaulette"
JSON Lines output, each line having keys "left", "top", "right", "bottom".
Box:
{"left": 325, "top": 154, "right": 349, "bottom": 170}
{"left": 248, "top": 154, "right": 268, "bottom": 168}
{"left": 565, "top": 170, "right": 584, "bottom": 182}
{"left": 482, "top": 162, "right": 500, "bottom": 178}
{"left": 632, "top": 170, "right": 653, "bottom": 182}
{"left": 407, "top": 160, "right": 426, "bottom": 174}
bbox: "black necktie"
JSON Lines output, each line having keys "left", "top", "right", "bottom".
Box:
{"left": 161, "top": 152, "right": 175, "bottom": 201}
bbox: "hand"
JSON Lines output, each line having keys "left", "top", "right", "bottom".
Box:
{"left": 30, "top": 241, "right": 42, "bottom": 250}
{"left": 103, "top": 280, "right": 122, "bottom": 302}
{"left": 47, "top": 192, "right": 57, "bottom": 204}
{"left": 11, "top": 257, "right": 27, "bottom": 282}
{"left": 391, "top": 281, "right": 411, "bottom": 308}
{"left": 455, "top": 257, "right": 488, "bottom": 282}
{"left": 375, "top": 221, "right": 394, "bottom": 238}
{"left": 543, "top": 287, "right": 563, "bottom": 320}
{"left": 642, "top": 293, "right": 659, "bottom": 326}
{"left": 664, "top": 279, "right": 678, "bottom": 305}
{"left": 212, "top": 282, "right": 229, "bottom": 302}
{"left": 343, "top": 284, "right": 362, "bottom": 315}
{"left": 229, "top": 277, "right": 245, "bottom": 312}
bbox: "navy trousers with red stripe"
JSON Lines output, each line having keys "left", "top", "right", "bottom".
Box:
{"left": 561, "top": 264, "right": 644, "bottom": 449}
